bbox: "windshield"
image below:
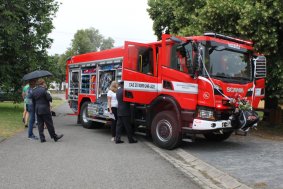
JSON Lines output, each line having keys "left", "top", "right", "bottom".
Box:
{"left": 203, "top": 42, "right": 252, "bottom": 81}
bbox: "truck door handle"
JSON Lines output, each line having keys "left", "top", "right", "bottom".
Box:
{"left": 163, "top": 80, "right": 173, "bottom": 90}
{"left": 125, "top": 90, "right": 133, "bottom": 98}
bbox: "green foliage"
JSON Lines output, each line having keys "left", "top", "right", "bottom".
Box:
{"left": 147, "top": 0, "right": 206, "bottom": 38}
{"left": 48, "top": 54, "right": 65, "bottom": 88}
{"left": 53, "top": 28, "right": 115, "bottom": 86}
{"left": 100, "top": 37, "right": 115, "bottom": 51}
{"left": 0, "top": 0, "right": 60, "bottom": 101}
{"left": 147, "top": 0, "right": 283, "bottom": 107}
{"left": 71, "top": 27, "right": 114, "bottom": 54}
{"left": 147, "top": 0, "right": 174, "bottom": 39}
{"left": 0, "top": 102, "right": 24, "bottom": 138}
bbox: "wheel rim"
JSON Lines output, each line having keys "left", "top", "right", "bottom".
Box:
{"left": 82, "top": 106, "right": 88, "bottom": 123}
{"left": 156, "top": 119, "right": 172, "bottom": 142}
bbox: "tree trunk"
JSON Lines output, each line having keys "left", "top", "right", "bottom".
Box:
{"left": 264, "top": 90, "right": 281, "bottom": 124}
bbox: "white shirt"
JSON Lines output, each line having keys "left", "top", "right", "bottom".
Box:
{"left": 107, "top": 90, "right": 118, "bottom": 108}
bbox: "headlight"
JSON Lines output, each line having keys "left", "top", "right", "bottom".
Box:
{"left": 197, "top": 108, "right": 215, "bottom": 120}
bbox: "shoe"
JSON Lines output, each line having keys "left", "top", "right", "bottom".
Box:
{"left": 28, "top": 137, "right": 38, "bottom": 141}
{"left": 115, "top": 140, "right": 124, "bottom": 144}
{"left": 32, "top": 135, "right": 39, "bottom": 140}
{"left": 25, "top": 125, "right": 28, "bottom": 128}
{"left": 111, "top": 137, "right": 115, "bottom": 142}
{"left": 54, "top": 134, "right": 63, "bottom": 142}
{"left": 40, "top": 139, "right": 46, "bottom": 143}
{"left": 129, "top": 139, "right": 138, "bottom": 143}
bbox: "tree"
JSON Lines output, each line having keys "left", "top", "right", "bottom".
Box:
{"left": 100, "top": 37, "right": 115, "bottom": 51}
{"left": 54, "top": 28, "right": 115, "bottom": 90}
{"left": 0, "top": 0, "right": 59, "bottom": 101}
{"left": 148, "top": 0, "right": 283, "bottom": 110}
{"left": 71, "top": 27, "right": 114, "bottom": 54}
{"left": 55, "top": 48, "right": 75, "bottom": 90}
{"left": 147, "top": 0, "right": 206, "bottom": 39}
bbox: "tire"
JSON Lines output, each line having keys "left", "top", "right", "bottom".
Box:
{"left": 151, "top": 111, "right": 181, "bottom": 150}
{"left": 80, "top": 101, "right": 93, "bottom": 129}
{"left": 203, "top": 131, "right": 233, "bottom": 142}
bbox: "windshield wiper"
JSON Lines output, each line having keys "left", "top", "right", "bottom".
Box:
{"left": 210, "top": 75, "right": 232, "bottom": 79}
{"left": 210, "top": 75, "right": 251, "bottom": 82}
{"left": 231, "top": 76, "right": 251, "bottom": 81}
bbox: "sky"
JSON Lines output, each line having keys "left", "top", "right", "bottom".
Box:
{"left": 48, "top": 0, "right": 157, "bottom": 55}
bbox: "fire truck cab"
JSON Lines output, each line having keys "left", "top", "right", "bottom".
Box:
{"left": 66, "top": 33, "right": 266, "bottom": 149}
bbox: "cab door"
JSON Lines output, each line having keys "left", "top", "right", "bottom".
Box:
{"left": 123, "top": 41, "right": 158, "bottom": 104}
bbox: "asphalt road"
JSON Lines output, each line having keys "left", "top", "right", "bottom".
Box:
{"left": 0, "top": 102, "right": 201, "bottom": 189}
{"left": 1, "top": 94, "right": 282, "bottom": 189}
{"left": 180, "top": 132, "right": 283, "bottom": 189}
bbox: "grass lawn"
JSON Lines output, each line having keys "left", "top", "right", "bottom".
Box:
{"left": 0, "top": 102, "right": 24, "bottom": 138}
{"left": 0, "top": 99, "right": 64, "bottom": 139}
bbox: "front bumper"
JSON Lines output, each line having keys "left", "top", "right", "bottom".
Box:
{"left": 192, "top": 119, "right": 232, "bottom": 130}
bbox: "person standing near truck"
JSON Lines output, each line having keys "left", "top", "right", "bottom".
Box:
{"left": 26, "top": 79, "right": 39, "bottom": 140}
{"left": 115, "top": 81, "right": 137, "bottom": 144}
{"left": 107, "top": 81, "right": 118, "bottom": 142}
{"left": 32, "top": 78, "right": 63, "bottom": 143}
{"left": 22, "top": 83, "right": 29, "bottom": 127}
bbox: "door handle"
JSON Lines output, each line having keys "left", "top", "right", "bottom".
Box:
{"left": 125, "top": 90, "right": 133, "bottom": 98}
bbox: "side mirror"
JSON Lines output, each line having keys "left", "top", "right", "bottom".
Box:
{"left": 192, "top": 43, "right": 199, "bottom": 78}
{"left": 254, "top": 56, "right": 266, "bottom": 78}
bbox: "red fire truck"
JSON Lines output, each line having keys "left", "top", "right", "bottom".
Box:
{"left": 66, "top": 33, "right": 266, "bottom": 149}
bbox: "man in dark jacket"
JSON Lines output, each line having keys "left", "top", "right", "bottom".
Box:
{"left": 31, "top": 78, "right": 63, "bottom": 143}
{"left": 115, "top": 81, "right": 137, "bottom": 144}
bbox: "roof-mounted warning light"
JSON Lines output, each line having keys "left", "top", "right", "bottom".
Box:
{"left": 204, "top": 32, "right": 253, "bottom": 46}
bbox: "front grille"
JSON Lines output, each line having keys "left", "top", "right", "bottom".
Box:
{"left": 215, "top": 110, "right": 232, "bottom": 120}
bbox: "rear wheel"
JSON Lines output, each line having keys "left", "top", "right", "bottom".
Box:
{"left": 203, "top": 131, "right": 233, "bottom": 142}
{"left": 151, "top": 111, "right": 181, "bottom": 150}
{"left": 80, "top": 101, "right": 93, "bottom": 129}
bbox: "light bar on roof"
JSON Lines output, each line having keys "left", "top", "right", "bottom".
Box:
{"left": 204, "top": 32, "right": 253, "bottom": 46}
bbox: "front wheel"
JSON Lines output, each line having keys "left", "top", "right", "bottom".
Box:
{"left": 203, "top": 131, "right": 233, "bottom": 142}
{"left": 151, "top": 111, "right": 181, "bottom": 150}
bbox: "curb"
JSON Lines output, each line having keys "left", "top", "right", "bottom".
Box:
{"left": 144, "top": 141, "right": 252, "bottom": 189}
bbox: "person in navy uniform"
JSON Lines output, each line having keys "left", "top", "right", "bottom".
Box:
{"left": 31, "top": 78, "right": 63, "bottom": 143}
{"left": 115, "top": 81, "right": 137, "bottom": 144}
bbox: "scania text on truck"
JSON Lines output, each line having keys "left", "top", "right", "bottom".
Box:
{"left": 66, "top": 33, "right": 266, "bottom": 149}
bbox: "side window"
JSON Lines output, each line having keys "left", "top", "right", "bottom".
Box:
{"left": 137, "top": 47, "right": 153, "bottom": 75}
{"left": 127, "top": 45, "right": 154, "bottom": 75}
{"left": 170, "top": 44, "right": 187, "bottom": 72}
{"left": 169, "top": 43, "right": 193, "bottom": 74}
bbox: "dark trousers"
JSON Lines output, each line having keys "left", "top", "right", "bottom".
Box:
{"left": 116, "top": 116, "right": 134, "bottom": 142}
{"left": 111, "top": 107, "right": 117, "bottom": 137}
{"left": 37, "top": 113, "right": 56, "bottom": 140}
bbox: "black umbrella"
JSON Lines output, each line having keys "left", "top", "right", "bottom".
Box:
{"left": 22, "top": 70, "right": 53, "bottom": 81}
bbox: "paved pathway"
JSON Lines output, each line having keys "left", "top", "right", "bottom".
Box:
{"left": 0, "top": 103, "right": 201, "bottom": 189}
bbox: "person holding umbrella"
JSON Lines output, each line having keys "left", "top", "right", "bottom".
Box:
{"left": 23, "top": 70, "right": 63, "bottom": 142}
{"left": 30, "top": 78, "right": 63, "bottom": 143}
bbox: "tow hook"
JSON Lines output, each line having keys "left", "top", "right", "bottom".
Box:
{"left": 222, "top": 122, "right": 228, "bottom": 127}
{"left": 235, "top": 129, "right": 247, "bottom": 136}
